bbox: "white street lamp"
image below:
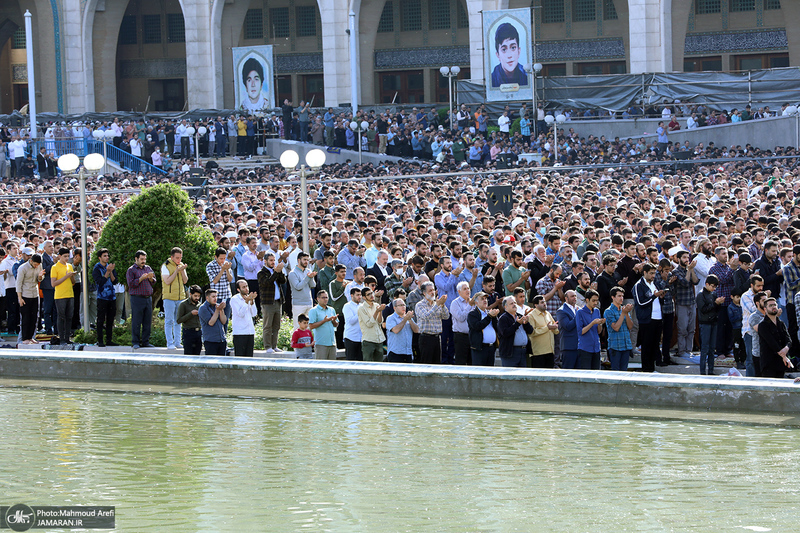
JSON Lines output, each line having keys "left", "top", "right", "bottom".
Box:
{"left": 57, "top": 151, "right": 105, "bottom": 336}
{"left": 526, "top": 63, "right": 543, "bottom": 135}
{"left": 349, "top": 120, "right": 369, "bottom": 164}
{"left": 196, "top": 125, "right": 207, "bottom": 168}
{"left": 280, "top": 148, "right": 326, "bottom": 255}
{"left": 439, "top": 66, "right": 461, "bottom": 132}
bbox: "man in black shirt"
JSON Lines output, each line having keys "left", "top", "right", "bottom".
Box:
{"left": 758, "top": 297, "right": 793, "bottom": 378}
{"left": 282, "top": 99, "right": 294, "bottom": 140}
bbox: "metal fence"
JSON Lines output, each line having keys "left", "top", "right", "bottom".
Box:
{"left": 24, "top": 139, "right": 166, "bottom": 175}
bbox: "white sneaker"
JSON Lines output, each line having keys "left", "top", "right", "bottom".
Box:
{"left": 265, "top": 348, "right": 275, "bottom": 354}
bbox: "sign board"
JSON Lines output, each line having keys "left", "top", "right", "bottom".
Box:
{"left": 484, "top": 8, "right": 533, "bottom": 103}
{"left": 486, "top": 185, "right": 513, "bottom": 216}
{"left": 232, "top": 45, "right": 274, "bottom": 113}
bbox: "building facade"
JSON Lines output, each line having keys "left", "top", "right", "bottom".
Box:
{"left": 0, "top": 0, "right": 797, "bottom": 114}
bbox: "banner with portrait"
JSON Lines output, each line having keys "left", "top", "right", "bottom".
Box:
{"left": 232, "top": 45, "right": 274, "bottom": 113}
{"left": 483, "top": 8, "right": 533, "bottom": 103}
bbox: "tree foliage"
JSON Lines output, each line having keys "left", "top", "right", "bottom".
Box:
{"left": 92, "top": 183, "right": 216, "bottom": 293}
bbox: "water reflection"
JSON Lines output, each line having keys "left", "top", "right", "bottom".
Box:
{"left": 0, "top": 388, "right": 797, "bottom": 532}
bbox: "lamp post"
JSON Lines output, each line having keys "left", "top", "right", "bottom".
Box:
{"left": 349, "top": 120, "right": 369, "bottom": 164}
{"left": 196, "top": 125, "right": 207, "bottom": 168}
{"left": 280, "top": 148, "right": 327, "bottom": 255}
{"left": 526, "top": 63, "right": 543, "bottom": 133}
{"left": 544, "top": 113, "right": 566, "bottom": 163}
{"left": 439, "top": 66, "right": 461, "bottom": 132}
{"left": 57, "top": 152, "right": 106, "bottom": 334}
{"left": 186, "top": 126, "right": 196, "bottom": 165}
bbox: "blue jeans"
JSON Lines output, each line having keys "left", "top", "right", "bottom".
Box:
{"left": 163, "top": 299, "right": 181, "bottom": 348}
{"left": 608, "top": 348, "right": 631, "bottom": 371}
{"left": 216, "top": 135, "right": 227, "bottom": 158}
{"left": 699, "top": 323, "right": 717, "bottom": 375}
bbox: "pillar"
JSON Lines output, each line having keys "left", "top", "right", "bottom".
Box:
{"left": 183, "top": 0, "right": 217, "bottom": 109}
{"left": 318, "top": 0, "right": 352, "bottom": 107}
{"left": 628, "top": 0, "right": 672, "bottom": 73}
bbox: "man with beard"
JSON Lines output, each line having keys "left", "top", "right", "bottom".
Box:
{"left": 425, "top": 243, "right": 443, "bottom": 279}
{"left": 502, "top": 250, "right": 531, "bottom": 297}
{"left": 574, "top": 272, "right": 592, "bottom": 308}
{"left": 693, "top": 238, "right": 716, "bottom": 296}
{"left": 457, "top": 252, "right": 483, "bottom": 297}
{"left": 755, "top": 241, "right": 783, "bottom": 310}
{"left": 434, "top": 256, "right": 462, "bottom": 364}
{"left": 672, "top": 250, "right": 698, "bottom": 359}
{"left": 758, "top": 297, "right": 793, "bottom": 378}
{"left": 480, "top": 247, "right": 503, "bottom": 281}
{"left": 257, "top": 254, "right": 287, "bottom": 354}
{"left": 616, "top": 240, "right": 644, "bottom": 352}
{"left": 177, "top": 285, "right": 203, "bottom": 355}
{"left": 596, "top": 254, "right": 620, "bottom": 314}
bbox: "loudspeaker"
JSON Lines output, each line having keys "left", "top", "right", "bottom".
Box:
{"left": 187, "top": 176, "right": 207, "bottom": 198}
{"left": 486, "top": 185, "right": 513, "bottom": 216}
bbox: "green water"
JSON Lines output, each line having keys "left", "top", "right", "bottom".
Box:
{"left": 1, "top": 386, "right": 799, "bottom": 532}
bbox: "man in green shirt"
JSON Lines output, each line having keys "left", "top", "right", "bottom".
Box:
{"left": 451, "top": 136, "right": 466, "bottom": 163}
{"left": 317, "top": 251, "right": 336, "bottom": 295}
{"left": 502, "top": 250, "right": 531, "bottom": 296}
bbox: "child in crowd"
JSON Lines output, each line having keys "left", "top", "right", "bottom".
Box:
{"left": 291, "top": 314, "right": 314, "bottom": 359}
{"left": 696, "top": 275, "right": 724, "bottom": 375}
{"left": 728, "top": 289, "right": 745, "bottom": 370}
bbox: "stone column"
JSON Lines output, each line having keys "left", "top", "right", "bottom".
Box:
{"left": 628, "top": 0, "right": 672, "bottom": 73}
{"left": 319, "top": 0, "right": 351, "bottom": 107}
{"left": 62, "top": 0, "right": 88, "bottom": 113}
{"left": 183, "top": 0, "right": 217, "bottom": 109}
{"left": 467, "top": 0, "right": 497, "bottom": 85}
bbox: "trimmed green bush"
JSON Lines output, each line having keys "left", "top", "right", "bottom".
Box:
{"left": 510, "top": 117, "right": 521, "bottom": 136}
{"left": 92, "top": 183, "right": 216, "bottom": 290}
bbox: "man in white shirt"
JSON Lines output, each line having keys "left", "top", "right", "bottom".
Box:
{"left": 175, "top": 120, "right": 189, "bottom": 159}
{"left": 230, "top": 280, "right": 258, "bottom": 356}
{"left": 497, "top": 111, "right": 510, "bottom": 134}
{"left": 342, "top": 287, "right": 363, "bottom": 360}
{"left": 9, "top": 135, "right": 26, "bottom": 178}
{"left": 693, "top": 238, "right": 716, "bottom": 295}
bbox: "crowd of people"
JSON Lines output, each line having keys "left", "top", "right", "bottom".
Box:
{"left": 0, "top": 114, "right": 798, "bottom": 378}
{"left": 4, "top": 97, "right": 792, "bottom": 178}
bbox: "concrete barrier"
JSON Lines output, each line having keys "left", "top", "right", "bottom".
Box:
{"left": 264, "top": 139, "right": 407, "bottom": 166}
{"left": 1, "top": 350, "right": 799, "bottom": 416}
{"left": 562, "top": 114, "right": 800, "bottom": 151}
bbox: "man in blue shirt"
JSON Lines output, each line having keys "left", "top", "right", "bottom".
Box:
{"left": 575, "top": 289, "right": 604, "bottom": 369}
{"left": 386, "top": 299, "right": 418, "bottom": 363}
{"left": 308, "top": 290, "right": 338, "bottom": 360}
{"left": 323, "top": 107, "right": 335, "bottom": 146}
{"left": 435, "top": 257, "right": 461, "bottom": 364}
{"left": 198, "top": 289, "right": 228, "bottom": 355}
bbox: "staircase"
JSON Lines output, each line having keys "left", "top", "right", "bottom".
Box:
{"left": 210, "top": 156, "right": 280, "bottom": 173}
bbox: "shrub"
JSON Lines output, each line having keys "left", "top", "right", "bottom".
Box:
{"left": 73, "top": 317, "right": 168, "bottom": 347}
{"left": 510, "top": 117, "right": 522, "bottom": 136}
{"left": 92, "top": 183, "right": 216, "bottom": 292}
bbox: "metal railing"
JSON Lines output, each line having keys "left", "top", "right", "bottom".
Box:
{"left": 25, "top": 138, "right": 166, "bottom": 175}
